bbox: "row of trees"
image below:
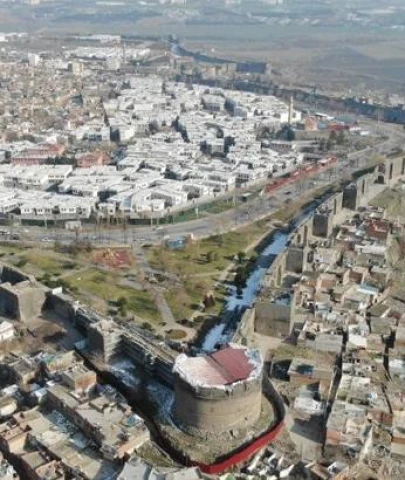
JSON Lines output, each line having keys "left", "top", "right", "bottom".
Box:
{"left": 319, "top": 130, "right": 347, "bottom": 152}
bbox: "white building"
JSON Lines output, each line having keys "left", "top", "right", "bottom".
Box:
{"left": 0, "top": 320, "right": 14, "bottom": 343}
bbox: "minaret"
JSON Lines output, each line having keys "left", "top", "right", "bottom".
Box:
{"left": 288, "top": 95, "right": 294, "bottom": 125}
{"left": 122, "top": 42, "right": 126, "bottom": 65}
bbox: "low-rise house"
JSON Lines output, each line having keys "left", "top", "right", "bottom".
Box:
{"left": 335, "top": 375, "right": 391, "bottom": 425}
{"left": 76, "top": 151, "right": 110, "bottom": 168}
{"left": 389, "top": 355, "right": 405, "bottom": 380}
{"left": 392, "top": 410, "right": 405, "bottom": 458}
{"left": 11, "top": 144, "right": 66, "bottom": 166}
{"left": 9, "top": 358, "right": 37, "bottom": 386}
{"left": 288, "top": 356, "right": 334, "bottom": 396}
{"left": 0, "top": 452, "right": 19, "bottom": 479}
{"left": 47, "top": 382, "right": 150, "bottom": 461}
{"left": 0, "top": 320, "right": 14, "bottom": 343}
{"left": 326, "top": 400, "right": 368, "bottom": 447}
{"left": 313, "top": 247, "right": 342, "bottom": 269}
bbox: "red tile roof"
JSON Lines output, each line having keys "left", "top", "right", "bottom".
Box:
{"left": 209, "top": 347, "right": 254, "bottom": 384}
{"left": 175, "top": 346, "right": 256, "bottom": 386}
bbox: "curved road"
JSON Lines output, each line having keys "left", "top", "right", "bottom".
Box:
{"left": 10, "top": 168, "right": 337, "bottom": 246}
{"left": 6, "top": 127, "right": 405, "bottom": 247}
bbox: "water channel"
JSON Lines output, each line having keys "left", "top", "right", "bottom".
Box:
{"left": 200, "top": 203, "right": 320, "bottom": 352}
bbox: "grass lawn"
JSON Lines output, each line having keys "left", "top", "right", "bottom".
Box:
{"left": 370, "top": 187, "right": 405, "bottom": 222}
{"left": 153, "top": 184, "right": 336, "bottom": 279}
{"left": 0, "top": 243, "right": 28, "bottom": 256}
{"left": 19, "top": 250, "right": 76, "bottom": 276}
{"left": 64, "top": 268, "right": 161, "bottom": 323}
{"left": 370, "top": 188, "right": 398, "bottom": 209}
{"left": 148, "top": 221, "right": 272, "bottom": 277}
{"left": 165, "top": 329, "right": 188, "bottom": 340}
{"left": 148, "top": 182, "right": 339, "bottom": 322}
{"left": 0, "top": 243, "right": 80, "bottom": 277}
{"left": 149, "top": 221, "right": 272, "bottom": 321}
{"left": 165, "top": 279, "right": 227, "bottom": 321}
{"left": 200, "top": 197, "right": 244, "bottom": 215}
{"left": 168, "top": 192, "right": 259, "bottom": 223}
{"left": 170, "top": 200, "right": 240, "bottom": 223}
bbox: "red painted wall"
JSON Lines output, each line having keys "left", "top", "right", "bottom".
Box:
{"left": 192, "top": 420, "right": 285, "bottom": 474}
{"left": 264, "top": 157, "right": 337, "bottom": 195}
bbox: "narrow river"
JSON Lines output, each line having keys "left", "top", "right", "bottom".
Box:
{"left": 200, "top": 205, "right": 318, "bottom": 352}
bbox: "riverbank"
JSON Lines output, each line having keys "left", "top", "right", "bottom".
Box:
{"left": 197, "top": 187, "right": 336, "bottom": 352}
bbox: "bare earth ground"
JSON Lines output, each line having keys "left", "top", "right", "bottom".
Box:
{"left": 0, "top": 2, "right": 404, "bottom": 95}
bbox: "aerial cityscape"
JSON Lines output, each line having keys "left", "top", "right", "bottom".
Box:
{"left": 0, "top": 1, "right": 405, "bottom": 479}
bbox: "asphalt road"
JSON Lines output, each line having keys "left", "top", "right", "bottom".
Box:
{"left": 9, "top": 161, "right": 358, "bottom": 246}
{"left": 5, "top": 128, "right": 405, "bottom": 247}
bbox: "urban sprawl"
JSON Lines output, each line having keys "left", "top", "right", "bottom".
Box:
{"left": 0, "top": 32, "right": 405, "bottom": 480}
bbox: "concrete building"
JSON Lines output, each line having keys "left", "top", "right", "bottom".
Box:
{"left": 47, "top": 381, "right": 150, "bottom": 461}
{"left": 0, "top": 452, "right": 19, "bottom": 480}
{"left": 0, "top": 406, "right": 120, "bottom": 480}
{"left": 172, "top": 344, "right": 262, "bottom": 435}
{"left": 28, "top": 53, "right": 41, "bottom": 68}
{"left": 288, "top": 357, "right": 334, "bottom": 393}
{"left": 76, "top": 151, "right": 110, "bottom": 168}
{"left": 9, "top": 358, "right": 37, "bottom": 385}
{"left": 118, "top": 459, "right": 205, "bottom": 480}
{"left": 326, "top": 400, "right": 367, "bottom": 447}
{"left": 60, "top": 365, "right": 97, "bottom": 393}
{"left": 11, "top": 144, "right": 66, "bottom": 166}
{"left": 0, "top": 320, "right": 14, "bottom": 343}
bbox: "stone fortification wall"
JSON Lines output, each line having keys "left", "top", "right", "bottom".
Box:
{"left": 232, "top": 308, "right": 255, "bottom": 345}
{"left": 254, "top": 300, "right": 294, "bottom": 337}
{"left": 384, "top": 155, "right": 405, "bottom": 186}
{"left": 252, "top": 180, "right": 380, "bottom": 338}
{"left": 0, "top": 264, "right": 31, "bottom": 285}
{"left": 173, "top": 374, "right": 262, "bottom": 435}
{"left": 0, "top": 281, "right": 46, "bottom": 322}
{"left": 59, "top": 300, "right": 177, "bottom": 385}
{"left": 45, "top": 291, "right": 77, "bottom": 323}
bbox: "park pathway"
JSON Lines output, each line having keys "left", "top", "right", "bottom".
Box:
{"left": 132, "top": 245, "right": 177, "bottom": 327}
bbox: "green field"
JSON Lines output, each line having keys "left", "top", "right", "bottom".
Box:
{"left": 0, "top": 244, "right": 79, "bottom": 277}
{"left": 21, "top": 251, "right": 78, "bottom": 276}
{"left": 165, "top": 281, "right": 227, "bottom": 322}
{"left": 0, "top": 243, "right": 27, "bottom": 256}
{"left": 370, "top": 187, "right": 405, "bottom": 222}
{"left": 63, "top": 268, "right": 161, "bottom": 323}
{"left": 149, "top": 221, "right": 272, "bottom": 276}
{"left": 148, "top": 220, "right": 273, "bottom": 321}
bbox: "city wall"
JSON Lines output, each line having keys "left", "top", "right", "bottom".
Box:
{"left": 254, "top": 300, "right": 295, "bottom": 337}
{"left": 0, "top": 283, "right": 46, "bottom": 323}
{"left": 191, "top": 373, "right": 286, "bottom": 474}
{"left": 232, "top": 308, "right": 255, "bottom": 345}
{"left": 45, "top": 291, "right": 77, "bottom": 324}
{"left": 0, "top": 264, "right": 31, "bottom": 285}
{"left": 233, "top": 159, "right": 405, "bottom": 344}
{"left": 173, "top": 375, "right": 262, "bottom": 435}
{"left": 0, "top": 264, "right": 47, "bottom": 322}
